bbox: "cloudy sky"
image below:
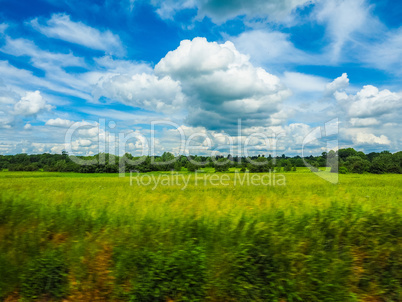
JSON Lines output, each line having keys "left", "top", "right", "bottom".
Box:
{"left": 0, "top": 0, "right": 401, "bottom": 156}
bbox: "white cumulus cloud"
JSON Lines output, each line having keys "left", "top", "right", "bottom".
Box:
{"left": 335, "top": 85, "right": 401, "bottom": 118}
{"left": 325, "top": 73, "right": 349, "bottom": 95}
{"left": 354, "top": 132, "right": 390, "bottom": 145}
{"left": 13, "top": 91, "right": 53, "bottom": 116}
{"left": 94, "top": 38, "right": 290, "bottom": 132}
{"left": 155, "top": 37, "right": 291, "bottom": 130}
{"left": 45, "top": 118, "right": 74, "bottom": 127}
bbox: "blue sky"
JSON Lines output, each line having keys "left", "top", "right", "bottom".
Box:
{"left": 0, "top": 0, "right": 401, "bottom": 156}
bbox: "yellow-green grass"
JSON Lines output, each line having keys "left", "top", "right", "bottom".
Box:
{"left": 0, "top": 171, "right": 401, "bottom": 301}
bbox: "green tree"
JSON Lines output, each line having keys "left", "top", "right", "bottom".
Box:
{"left": 187, "top": 161, "right": 197, "bottom": 172}
{"left": 345, "top": 156, "right": 370, "bottom": 174}
{"left": 215, "top": 158, "right": 230, "bottom": 172}
{"left": 283, "top": 160, "right": 292, "bottom": 172}
{"left": 248, "top": 157, "right": 272, "bottom": 173}
{"left": 338, "top": 148, "right": 357, "bottom": 161}
{"left": 370, "top": 153, "right": 401, "bottom": 174}
{"left": 174, "top": 160, "right": 182, "bottom": 172}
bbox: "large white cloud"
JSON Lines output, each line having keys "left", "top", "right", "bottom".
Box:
{"left": 156, "top": 38, "right": 249, "bottom": 76}
{"left": 94, "top": 38, "right": 290, "bottom": 131}
{"left": 155, "top": 37, "right": 290, "bottom": 130}
{"left": 30, "top": 13, "right": 124, "bottom": 56}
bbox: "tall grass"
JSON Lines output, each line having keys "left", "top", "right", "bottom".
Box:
{"left": 0, "top": 172, "right": 401, "bottom": 301}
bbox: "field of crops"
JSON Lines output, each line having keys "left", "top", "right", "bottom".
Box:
{"left": 0, "top": 170, "right": 401, "bottom": 301}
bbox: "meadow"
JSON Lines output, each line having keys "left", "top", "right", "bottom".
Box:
{"left": 0, "top": 170, "right": 401, "bottom": 301}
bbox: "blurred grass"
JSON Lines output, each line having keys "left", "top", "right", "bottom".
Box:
{"left": 0, "top": 171, "right": 401, "bottom": 301}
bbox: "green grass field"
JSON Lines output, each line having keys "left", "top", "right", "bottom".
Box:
{"left": 0, "top": 171, "right": 401, "bottom": 301}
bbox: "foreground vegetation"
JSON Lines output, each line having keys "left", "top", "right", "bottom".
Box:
{"left": 0, "top": 171, "right": 401, "bottom": 301}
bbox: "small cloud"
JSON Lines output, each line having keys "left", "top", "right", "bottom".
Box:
{"left": 325, "top": 73, "right": 349, "bottom": 95}
{"left": 45, "top": 118, "right": 74, "bottom": 127}
{"left": 24, "top": 123, "right": 32, "bottom": 130}
{"left": 354, "top": 132, "right": 390, "bottom": 145}
{"left": 30, "top": 13, "right": 125, "bottom": 56}
{"left": 13, "top": 91, "right": 53, "bottom": 116}
{"left": 349, "top": 117, "right": 379, "bottom": 127}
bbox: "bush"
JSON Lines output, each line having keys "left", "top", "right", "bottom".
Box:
{"left": 114, "top": 244, "right": 207, "bottom": 301}
{"left": 20, "top": 250, "right": 69, "bottom": 300}
{"left": 283, "top": 160, "right": 292, "bottom": 172}
{"left": 187, "top": 162, "right": 197, "bottom": 172}
{"left": 247, "top": 157, "right": 273, "bottom": 173}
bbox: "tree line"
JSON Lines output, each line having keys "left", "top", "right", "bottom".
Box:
{"left": 0, "top": 148, "right": 401, "bottom": 174}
